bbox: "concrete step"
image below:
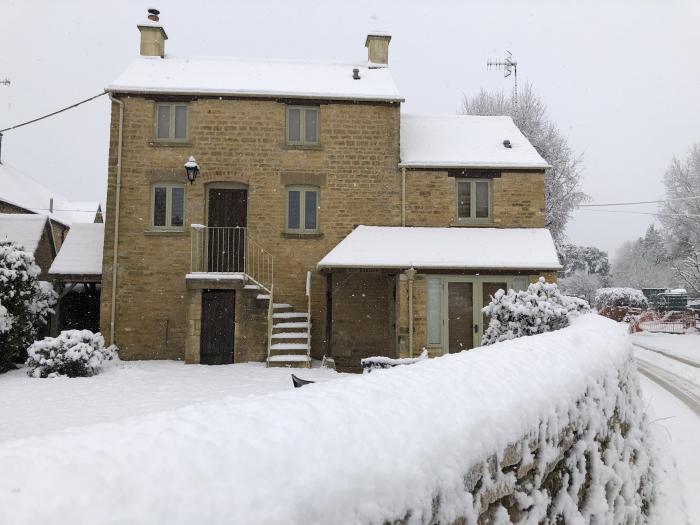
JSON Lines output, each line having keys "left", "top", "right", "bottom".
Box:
{"left": 273, "top": 312, "right": 309, "bottom": 319}
{"left": 244, "top": 284, "right": 261, "bottom": 290}
{"left": 267, "top": 355, "right": 312, "bottom": 368}
{"left": 272, "top": 303, "right": 293, "bottom": 309}
{"left": 273, "top": 322, "right": 310, "bottom": 329}
{"left": 269, "top": 343, "right": 309, "bottom": 351}
{"left": 256, "top": 294, "right": 270, "bottom": 300}
{"left": 271, "top": 332, "right": 309, "bottom": 339}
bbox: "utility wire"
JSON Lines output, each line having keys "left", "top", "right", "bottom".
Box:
{"left": 0, "top": 92, "right": 106, "bottom": 133}
{"left": 578, "top": 209, "right": 700, "bottom": 219}
{"left": 579, "top": 195, "right": 700, "bottom": 207}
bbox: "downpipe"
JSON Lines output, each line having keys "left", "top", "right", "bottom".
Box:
{"left": 108, "top": 94, "right": 123, "bottom": 346}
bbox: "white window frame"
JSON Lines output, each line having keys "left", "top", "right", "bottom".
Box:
{"left": 285, "top": 185, "right": 320, "bottom": 234}
{"left": 455, "top": 179, "right": 492, "bottom": 224}
{"left": 286, "top": 106, "right": 320, "bottom": 146}
{"left": 150, "top": 183, "right": 186, "bottom": 230}
{"left": 154, "top": 103, "right": 189, "bottom": 142}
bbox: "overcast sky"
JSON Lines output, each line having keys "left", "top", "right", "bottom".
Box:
{"left": 1, "top": 0, "right": 699, "bottom": 254}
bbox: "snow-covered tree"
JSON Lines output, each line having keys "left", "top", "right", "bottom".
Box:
{"left": 558, "top": 270, "right": 604, "bottom": 304}
{"left": 462, "top": 84, "right": 588, "bottom": 242}
{"left": 26, "top": 330, "right": 118, "bottom": 378}
{"left": 611, "top": 226, "right": 676, "bottom": 288}
{"left": 673, "top": 250, "right": 700, "bottom": 294}
{"left": 0, "top": 240, "right": 57, "bottom": 373}
{"left": 659, "top": 143, "right": 700, "bottom": 259}
{"left": 560, "top": 244, "right": 610, "bottom": 277}
{"left": 482, "top": 278, "right": 589, "bottom": 345}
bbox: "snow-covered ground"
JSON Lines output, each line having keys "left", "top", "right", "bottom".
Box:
{"left": 0, "top": 360, "right": 342, "bottom": 441}
{"left": 632, "top": 331, "right": 700, "bottom": 524}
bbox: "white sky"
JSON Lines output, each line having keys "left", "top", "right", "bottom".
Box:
{"left": 1, "top": 0, "right": 699, "bottom": 254}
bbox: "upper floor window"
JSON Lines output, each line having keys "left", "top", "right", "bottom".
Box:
{"left": 286, "top": 106, "right": 319, "bottom": 145}
{"left": 151, "top": 183, "right": 185, "bottom": 229}
{"left": 155, "top": 103, "right": 188, "bottom": 141}
{"left": 456, "top": 179, "right": 491, "bottom": 223}
{"left": 286, "top": 185, "right": 319, "bottom": 233}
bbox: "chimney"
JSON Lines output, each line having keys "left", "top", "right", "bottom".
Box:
{"left": 365, "top": 32, "right": 391, "bottom": 65}
{"left": 138, "top": 8, "right": 168, "bottom": 58}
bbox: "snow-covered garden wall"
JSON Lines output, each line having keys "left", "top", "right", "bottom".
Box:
{"left": 0, "top": 315, "right": 652, "bottom": 524}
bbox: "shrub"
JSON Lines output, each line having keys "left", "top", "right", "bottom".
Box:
{"left": 482, "top": 277, "right": 590, "bottom": 345}
{"left": 0, "top": 240, "right": 57, "bottom": 372}
{"left": 25, "top": 330, "right": 118, "bottom": 378}
{"left": 594, "top": 287, "right": 648, "bottom": 310}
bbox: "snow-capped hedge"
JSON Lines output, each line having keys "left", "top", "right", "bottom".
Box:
{"left": 25, "top": 330, "right": 118, "bottom": 378}
{"left": 482, "top": 277, "right": 590, "bottom": 345}
{"left": 0, "top": 316, "right": 652, "bottom": 524}
{"left": 361, "top": 349, "right": 428, "bottom": 373}
{"left": 594, "top": 287, "right": 648, "bottom": 310}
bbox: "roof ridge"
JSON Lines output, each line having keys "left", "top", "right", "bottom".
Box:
{"left": 156, "top": 54, "right": 374, "bottom": 69}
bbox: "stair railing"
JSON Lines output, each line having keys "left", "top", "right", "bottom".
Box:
{"left": 266, "top": 285, "right": 274, "bottom": 367}
{"left": 306, "top": 271, "right": 312, "bottom": 366}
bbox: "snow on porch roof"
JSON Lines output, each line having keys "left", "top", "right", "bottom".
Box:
{"left": 399, "top": 114, "right": 550, "bottom": 170}
{"left": 107, "top": 55, "right": 404, "bottom": 102}
{"left": 318, "top": 226, "right": 562, "bottom": 270}
{"left": 0, "top": 214, "right": 49, "bottom": 254}
{"left": 49, "top": 223, "right": 104, "bottom": 277}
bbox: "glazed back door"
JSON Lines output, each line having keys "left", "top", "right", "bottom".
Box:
{"left": 447, "top": 281, "right": 474, "bottom": 353}
{"left": 207, "top": 188, "right": 247, "bottom": 272}
{"left": 200, "top": 289, "right": 235, "bottom": 365}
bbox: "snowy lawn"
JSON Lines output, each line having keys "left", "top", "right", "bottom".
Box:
{"left": 0, "top": 360, "right": 343, "bottom": 442}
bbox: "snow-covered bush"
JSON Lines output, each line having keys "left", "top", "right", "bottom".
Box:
{"left": 361, "top": 349, "right": 428, "bottom": 373}
{"left": 482, "top": 277, "right": 590, "bottom": 345}
{"left": 594, "top": 287, "right": 648, "bottom": 310}
{"left": 0, "top": 240, "right": 57, "bottom": 373}
{"left": 0, "top": 299, "right": 13, "bottom": 334}
{"left": 25, "top": 330, "right": 118, "bottom": 378}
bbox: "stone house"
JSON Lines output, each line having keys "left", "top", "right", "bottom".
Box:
{"left": 101, "top": 12, "right": 561, "bottom": 372}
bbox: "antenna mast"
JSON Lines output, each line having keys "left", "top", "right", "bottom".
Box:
{"left": 486, "top": 51, "right": 518, "bottom": 105}
{"left": 0, "top": 78, "right": 10, "bottom": 87}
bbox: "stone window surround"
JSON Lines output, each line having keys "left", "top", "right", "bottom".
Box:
{"left": 147, "top": 182, "right": 186, "bottom": 232}
{"left": 153, "top": 102, "right": 190, "bottom": 143}
{"left": 285, "top": 184, "right": 320, "bottom": 235}
{"left": 285, "top": 105, "right": 320, "bottom": 146}
{"left": 454, "top": 178, "right": 493, "bottom": 225}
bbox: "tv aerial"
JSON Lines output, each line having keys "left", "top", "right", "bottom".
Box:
{"left": 486, "top": 51, "right": 518, "bottom": 104}
{"left": 0, "top": 78, "right": 10, "bottom": 87}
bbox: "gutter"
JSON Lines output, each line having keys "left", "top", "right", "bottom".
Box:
{"left": 108, "top": 93, "right": 124, "bottom": 346}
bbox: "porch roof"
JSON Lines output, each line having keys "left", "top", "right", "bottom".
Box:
{"left": 49, "top": 223, "right": 104, "bottom": 278}
{"left": 317, "top": 226, "right": 562, "bottom": 271}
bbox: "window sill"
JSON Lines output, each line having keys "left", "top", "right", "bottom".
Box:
{"left": 281, "top": 232, "right": 324, "bottom": 239}
{"left": 281, "top": 143, "right": 324, "bottom": 151}
{"left": 144, "top": 229, "right": 188, "bottom": 236}
{"left": 148, "top": 141, "right": 192, "bottom": 148}
{"left": 452, "top": 221, "right": 495, "bottom": 227}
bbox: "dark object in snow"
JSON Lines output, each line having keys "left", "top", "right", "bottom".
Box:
{"left": 502, "top": 139, "right": 512, "bottom": 148}
{"left": 352, "top": 68, "right": 360, "bottom": 80}
{"left": 291, "top": 374, "right": 315, "bottom": 388}
{"left": 361, "top": 349, "right": 429, "bottom": 374}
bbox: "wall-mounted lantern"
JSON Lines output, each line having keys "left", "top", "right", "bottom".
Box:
{"left": 184, "top": 155, "right": 200, "bottom": 184}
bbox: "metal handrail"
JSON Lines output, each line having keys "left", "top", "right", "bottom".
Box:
{"left": 190, "top": 225, "right": 274, "bottom": 293}
{"left": 306, "top": 271, "right": 312, "bottom": 362}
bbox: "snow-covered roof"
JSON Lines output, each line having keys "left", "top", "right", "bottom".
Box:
{"left": 0, "top": 163, "right": 101, "bottom": 226}
{"left": 399, "top": 114, "right": 550, "bottom": 170}
{"left": 107, "top": 55, "right": 404, "bottom": 102}
{"left": 0, "top": 214, "right": 49, "bottom": 254}
{"left": 49, "top": 223, "right": 104, "bottom": 276}
{"left": 318, "top": 226, "right": 562, "bottom": 270}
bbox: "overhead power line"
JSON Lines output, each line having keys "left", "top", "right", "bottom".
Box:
{"left": 578, "top": 209, "right": 700, "bottom": 219}
{"left": 579, "top": 195, "right": 700, "bottom": 207}
{"left": 0, "top": 92, "right": 106, "bottom": 133}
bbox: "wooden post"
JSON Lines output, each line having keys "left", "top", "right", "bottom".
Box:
{"left": 325, "top": 271, "right": 333, "bottom": 358}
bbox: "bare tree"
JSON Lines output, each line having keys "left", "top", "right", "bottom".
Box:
{"left": 462, "top": 83, "right": 588, "bottom": 242}
{"left": 673, "top": 251, "right": 700, "bottom": 294}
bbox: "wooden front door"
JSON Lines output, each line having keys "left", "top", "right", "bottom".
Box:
{"left": 207, "top": 188, "right": 247, "bottom": 272}
{"left": 200, "top": 289, "right": 235, "bottom": 365}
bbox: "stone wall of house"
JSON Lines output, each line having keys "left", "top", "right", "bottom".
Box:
{"left": 100, "top": 96, "right": 401, "bottom": 360}
{"left": 404, "top": 171, "right": 546, "bottom": 228}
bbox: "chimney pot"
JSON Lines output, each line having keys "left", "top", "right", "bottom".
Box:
{"left": 138, "top": 8, "right": 168, "bottom": 57}
{"left": 365, "top": 32, "right": 391, "bottom": 65}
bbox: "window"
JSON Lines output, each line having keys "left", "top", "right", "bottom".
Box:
{"left": 286, "top": 186, "right": 319, "bottom": 233}
{"left": 426, "top": 276, "right": 442, "bottom": 346}
{"left": 151, "top": 184, "right": 185, "bottom": 229}
{"left": 513, "top": 276, "right": 529, "bottom": 291}
{"left": 155, "top": 103, "right": 188, "bottom": 141}
{"left": 456, "top": 179, "right": 491, "bottom": 222}
{"left": 286, "top": 106, "right": 319, "bottom": 145}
